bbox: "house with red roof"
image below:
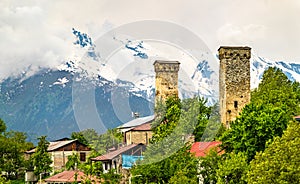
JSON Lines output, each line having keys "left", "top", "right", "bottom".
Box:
{"left": 45, "top": 170, "right": 100, "bottom": 184}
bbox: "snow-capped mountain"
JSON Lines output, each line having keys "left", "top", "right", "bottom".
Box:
{"left": 0, "top": 28, "right": 299, "bottom": 142}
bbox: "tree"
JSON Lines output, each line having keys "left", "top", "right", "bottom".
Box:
{"left": 150, "top": 96, "right": 182, "bottom": 143}
{"left": 221, "top": 103, "right": 291, "bottom": 161}
{"left": 101, "top": 169, "right": 121, "bottom": 184}
{"left": 80, "top": 150, "right": 103, "bottom": 177}
{"left": 221, "top": 67, "right": 300, "bottom": 161}
{"left": 216, "top": 152, "right": 249, "bottom": 184}
{"left": 71, "top": 128, "right": 123, "bottom": 155}
{"left": 0, "top": 119, "right": 34, "bottom": 180}
{"left": 2, "top": 131, "right": 33, "bottom": 179}
{"left": 251, "top": 67, "right": 300, "bottom": 115}
{"left": 131, "top": 96, "right": 211, "bottom": 183}
{"left": 66, "top": 152, "right": 80, "bottom": 170}
{"left": 0, "top": 119, "right": 6, "bottom": 134}
{"left": 32, "top": 136, "right": 52, "bottom": 177}
{"left": 198, "top": 149, "right": 222, "bottom": 184}
{"left": 247, "top": 121, "right": 300, "bottom": 183}
{"left": 71, "top": 132, "right": 89, "bottom": 145}
{"left": 131, "top": 146, "right": 198, "bottom": 184}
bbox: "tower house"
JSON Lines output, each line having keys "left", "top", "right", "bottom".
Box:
{"left": 153, "top": 60, "right": 180, "bottom": 103}
{"left": 219, "top": 46, "right": 251, "bottom": 128}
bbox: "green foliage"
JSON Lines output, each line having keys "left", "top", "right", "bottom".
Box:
{"left": 1, "top": 131, "right": 33, "bottom": 179}
{"left": 101, "top": 169, "right": 121, "bottom": 184}
{"left": 195, "top": 103, "right": 222, "bottom": 141}
{"left": 71, "top": 132, "right": 89, "bottom": 145}
{"left": 0, "top": 175, "right": 10, "bottom": 184}
{"left": 221, "top": 67, "right": 300, "bottom": 161}
{"left": 251, "top": 67, "right": 300, "bottom": 115}
{"left": 169, "top": 169, "right": 198, "bottom": 184}
{"left": 198, "top": 149, "right": 222, "bottom": 184}
{"left": 216, "top": 152, "right": 249, "bottom": 184}
{"left": 71, "top": 128, "right": 123, "bottom": 155}
{"left": 66, "top": 152, "right": 81, "bottom": 170}
{"left": 150, "top": 96, "right": 181, "bottom": 143}
{"left": 182, "top": 97, "right": 211, "bottom": 141}
{"left": 131, "top": 146, "right": 198, "bottom": 184}
{"left": 221, "top": 103, "right": 290, "bottom": 161}
{"left": 247, "top": 121, "right": 300, "bottom": 183}
{"left": 0, "top": 119, "right": 34, "bottom": 180}
{"left": 132, "top": 96, "right": 212, "bottom": 183}
{"left": 32, "top": 136, "right": 52, "bottom": 176}
{"left": 0, "top": 119, "right": 6, "bottom": 134}
{"left": 80, "top": 150, "right": 103, "bottom": 176}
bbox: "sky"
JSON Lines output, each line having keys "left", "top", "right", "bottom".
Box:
{"left": 0, "top": 0, "right": 299, "bottom": 80}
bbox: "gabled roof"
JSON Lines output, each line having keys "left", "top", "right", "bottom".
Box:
{"left": 190, "top": 141, "right": 223, "bottom": 157}
{"left": 130, "top": 122, "right": 152, "bottom": 131}
{"left": 45, "top": 170, "right": 99, "bottom": 183}
{"left": 26, "top": 139, "right": 88, "bottom": 154}
{"left": 91, "top": 144, "right": 142, "bottom": 161}
{"left": 118, "top": 115, "right": 155, "bottom": 132}
{"left": 294, "top": 115, "right": 300, "bottom": 122}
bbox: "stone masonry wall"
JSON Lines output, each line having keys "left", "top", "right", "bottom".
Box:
{"left": 219, "top": 46, "right": 251, "bottom": 128}
{"left": 154, "top": 60, "right": 180, "bottom": 103}
{"left": 125, "top": 131, "right": 153, "bottom": 145}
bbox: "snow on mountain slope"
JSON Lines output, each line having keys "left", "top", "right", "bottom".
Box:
{"left": 251, "top": 55, "right": 300, "bottom": 88}
{"left": 56, "top": 29, "right": 300, "bottom": 106}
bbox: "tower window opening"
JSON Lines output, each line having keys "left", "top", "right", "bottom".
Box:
{"left": 234, "top": 101, "right": 238, "bottom": 108}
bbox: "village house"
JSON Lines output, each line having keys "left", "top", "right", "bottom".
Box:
{"left": 45, "top": 170, "right": 100, "bottom": 184}
{"left": 91, "top": 143, "right": 145, "bottom": 173}
{"left": 117, "top": 115, "right": 154, "bottom": 133}
{"left": 25, "top": 138, "right": 91, "bottom": 172}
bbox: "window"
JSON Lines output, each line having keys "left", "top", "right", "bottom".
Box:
{"left": 80, "top": 152, "right": 86, "bottom": 162}
{"left": 234, "top": 101, "right": 238, "bottom": 108}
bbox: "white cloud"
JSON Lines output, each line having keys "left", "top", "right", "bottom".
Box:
{"left": 217, "top": 24, "right": 267, "bottom": 46}
{"left": 0, "top": 0, "right": 299, "bottom": 80}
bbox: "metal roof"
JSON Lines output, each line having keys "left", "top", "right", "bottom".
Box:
{"left": 26, "top": 139, "right": 79, "bottom": 153}
{"left": 45, "top": 170, "right": 100, "bottom": 183}
{"left": 117, "top": 115, "right": 155, "bottom": 133}
{"left": 131, "top": 122, "right": 152, "bottom": 131}
{"left": 91, "top": 144, "right": 142, "bottom": 161}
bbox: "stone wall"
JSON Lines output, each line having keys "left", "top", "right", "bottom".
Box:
{"left": 154, "top": 60, "right": 180, "bottom": 103}
{"left": 219, "top": 46, "right": 251, "bottom": 127}
{"left": 125, "top": 130, "right": 153, "bottom": 145}
{"left": 51, "top": 151, "right": 91, "bottom": 171}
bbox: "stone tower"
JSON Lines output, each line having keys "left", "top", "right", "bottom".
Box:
{"left": 153, "top": 60, "right": 180, "bottom": 103}
{"left": 219, "top": 46, "right": 251, "bottom": 128}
